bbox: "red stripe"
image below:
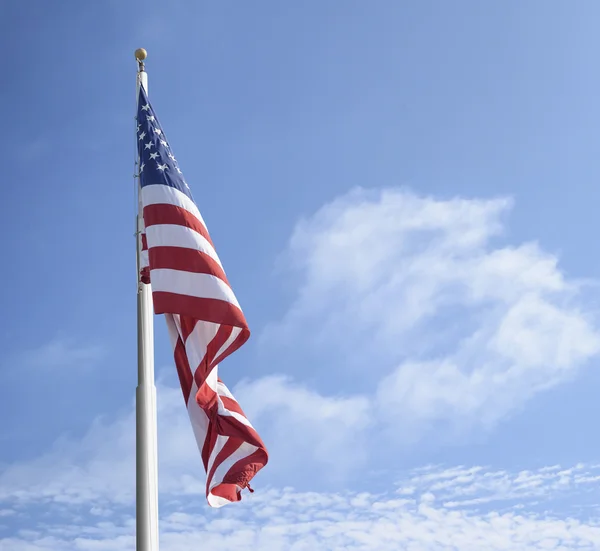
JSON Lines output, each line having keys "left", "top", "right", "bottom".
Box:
{"left": 216, "top": 414, "right": 266, "bottom": 450}
{"left": 209, "top": 481, "right": 242, "bottom": 503}
{"left": 152, "top": 292, "right": 249, "bottom": 330}
{"left": 219, "top": 395, "right": 246, "bottom": 418}
{"left": 149, "top": 246, "right": 229, "bottom": 286}
{"left": 179, "top": 315, "right": 198, "bottom": 343}
{"left": 201, "top": 418, "right": 218, "bottom": 472}
{"left": 206, "top": 438, "right": 241, "bottom": 493}
{"left": 144, "top": 203, "right": 214, "bottom": 248}
{"left": 173, "top": 337, "right": 193, "bottom": 405}
{"left": 206, "top": 442, "right": 269, "bottom": 498}
{"left": 204, "top": 325, "right": 233, "bottom": 372}
{"left": 141, "top": 233, "right": 148, "bottom": 251}
{"left": 212, "top": 328, "right": 249, "bottom": 367}
{"left": 221, "top": 448, "right": 269, "bottom": 487}
{"left": 194, "top": 326, "right": 232, "bottom": 400}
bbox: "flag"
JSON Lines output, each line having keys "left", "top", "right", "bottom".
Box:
{"left": 136, "top": 85, "right": 268, "bottom": 507}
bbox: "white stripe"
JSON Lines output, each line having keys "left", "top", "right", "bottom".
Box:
{"left": 206, "top": 370, "right": 253, "bottom": 429}
{"left": 204, "top": 369, "right": 254, "bottom": 429}
{"left": 204, "top": 366, "right": 219, "bottom": 393}
{"left": 217, "top": 397, "right": 254, "bottom": 429}
{"left": 206, "top": 491, "right": 238, "bottom": 508}
{"left": 186, "top": 380, "right": 210, "bottom": 454}
{"left": 141, "top": 183, "right": 207, "bottom": 228}
{"left": 151, "top": 269, "right": 241, "bottom": 309}
{"left": 216, "top": 380, "right": 235, "bottom": 401}
{"left": 164, "top": 313, "right": 180, "bottom": 350}
{"left": 207, "top": 441, "right": 259, "bottom": 495}
{"left": 206, "top": 434, "right": 228, "bottom": 480}
{"left": 184, "top": 320, "right": 218, "bottom": 371}
{"left": 145, "top": 224, "right": 222, "bottom": 267}
{"left": 214, "top": 326, "right": 243, "bottom": 362}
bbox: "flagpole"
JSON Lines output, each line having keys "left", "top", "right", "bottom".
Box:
{"left": 135, "top": 48, "right": 160, "bottom": 551}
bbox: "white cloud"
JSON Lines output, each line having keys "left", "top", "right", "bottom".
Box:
{"left": 265, "top": 188, "right": 600, "bottom": 436}
{"left": 235, "top": 375, "right": 371, "bottom": 483}
{"left": 0, "top": 385, "right": 200, "bottom": 506}
{"left": 3, "top": 463, "right": 600, "bottom": 550}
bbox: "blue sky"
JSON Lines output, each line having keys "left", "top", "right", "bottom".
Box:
{"left": 3, "top": 1, "right": 600, "bottom": 549}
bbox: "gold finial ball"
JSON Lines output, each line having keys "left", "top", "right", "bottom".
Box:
{"left": 135, "top": 48, "right": 147, "bottom": 62}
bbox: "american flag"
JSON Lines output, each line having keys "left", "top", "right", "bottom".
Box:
{"left": 136, "top": 85, "right": 268, "bottom": 507}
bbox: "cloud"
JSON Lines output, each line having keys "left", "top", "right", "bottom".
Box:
{"left": 264, "top": 188, "right": 600, "bottom": 439}
{"left": 0, "top": 384, "right": 205, "bottom": 507}
{"left": 3, "top": 461, "right": 600, "bottom": 550}
{"left": 0, "top": 374, "right": 369, "bottom": 505}
{"left": 235, "top": 375, "right": 371, "bottom": 484}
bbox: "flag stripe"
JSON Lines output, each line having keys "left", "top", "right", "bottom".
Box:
{"left": 149, "top": 247, "right": 230, "bottom": 284}
{"left": 150, "top": 269, "right": 240, "bottom": 308}
{"left": 144, "top": 203, "right": 214, "bottom": 248}
{"left": 219, "top": 395, "right": 247, "bottom": 418}
{"left": 141, "top": 184, "right": 210, "bottom": 239}
{"left": 213, "top": 328, "right": 248, "bottom": 368}
{"left": 208, "top": 441, "right": 259, "bottom": 495}
{"left": 145, "top": 224, "right": 223, "bottom": 267}
{"left": 153, "top": 293, "right": 248, "bottom": 328}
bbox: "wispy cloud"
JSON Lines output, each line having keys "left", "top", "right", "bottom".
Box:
{"left": 3, "top": 459, "right": 600, "bottom": 550}
{"left": 263, "top": 188, "right": 600, "bottom": 441}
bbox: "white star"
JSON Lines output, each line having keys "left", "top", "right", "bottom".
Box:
{"left": 144, "top": 141, "right": 153, "bottom": 150}
{"left": 168, "top": 153, "right": 176, "bottom": 161}
{"left": 153, "top": 128, "right": 162, "bottom": 136}
{"left": 157, "top": 163, "right": 168, "bottom": 171}
{"left": 149, "top": 152, "right": 159, "bottom": 160}
{"left": 146, "top": 115, "right": 155, "bottom": 122}
{"left": 141, "top": 104, "right": 150, "bottom": 111}
{"left": 176, "top": 167, "right": 182, "bottom": 174}
{"left": 140, "top": 162, "right": 145, "bottom": 172}
{"left": 137, "top": 124, "right": 141, "bottom": 132}
{"left": 183, "top": 181, "right": 190, "bottom": 189}
{"left": 138, "top": 131, "right": 146, "bottom": 141}
{"left": 160, "top": 140, "right": 168, "bottom": 147}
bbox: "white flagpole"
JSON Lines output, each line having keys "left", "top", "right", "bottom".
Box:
{"left": 134, "top": 48, "right": 160, "bottom": 551}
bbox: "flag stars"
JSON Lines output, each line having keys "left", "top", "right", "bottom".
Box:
{"left": 153, "top": 128, "right": 162, "bottom": 136}
{"left": 149, "top": 152, "right": 159, "bottom": 160}
{"left": 140, "top": 162, "right": 145, "bottom": 172}
{"left": 138, "top": 131, "right": 146, "bottom": 141}
{"left": 160, "top": 140, "right": 168, "bottom": 147}
{"left": 141, "top": 104, "right": 150, "bottom": 111}
{"left": 157, "top": 163, "right": 168, "bottom": 171}
{"left": 168, "top": 153, "right": 176, "bottom": 161}
{"left": 147, "top": 115, "right": 155, "bottom": 122}
{"left": 144, "top": 141, "right": 154, "bottom": 150}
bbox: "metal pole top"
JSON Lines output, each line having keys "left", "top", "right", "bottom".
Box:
{"left": 135, "top": 48, "right": 147, "bottom": 72}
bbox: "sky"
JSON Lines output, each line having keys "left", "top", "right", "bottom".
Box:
{"left": 2, "top": 0, "right": 600, "bottom": 549}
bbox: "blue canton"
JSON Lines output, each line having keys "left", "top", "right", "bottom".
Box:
{"left": 137, "top": 86, "right": 193, "bottom": 200}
